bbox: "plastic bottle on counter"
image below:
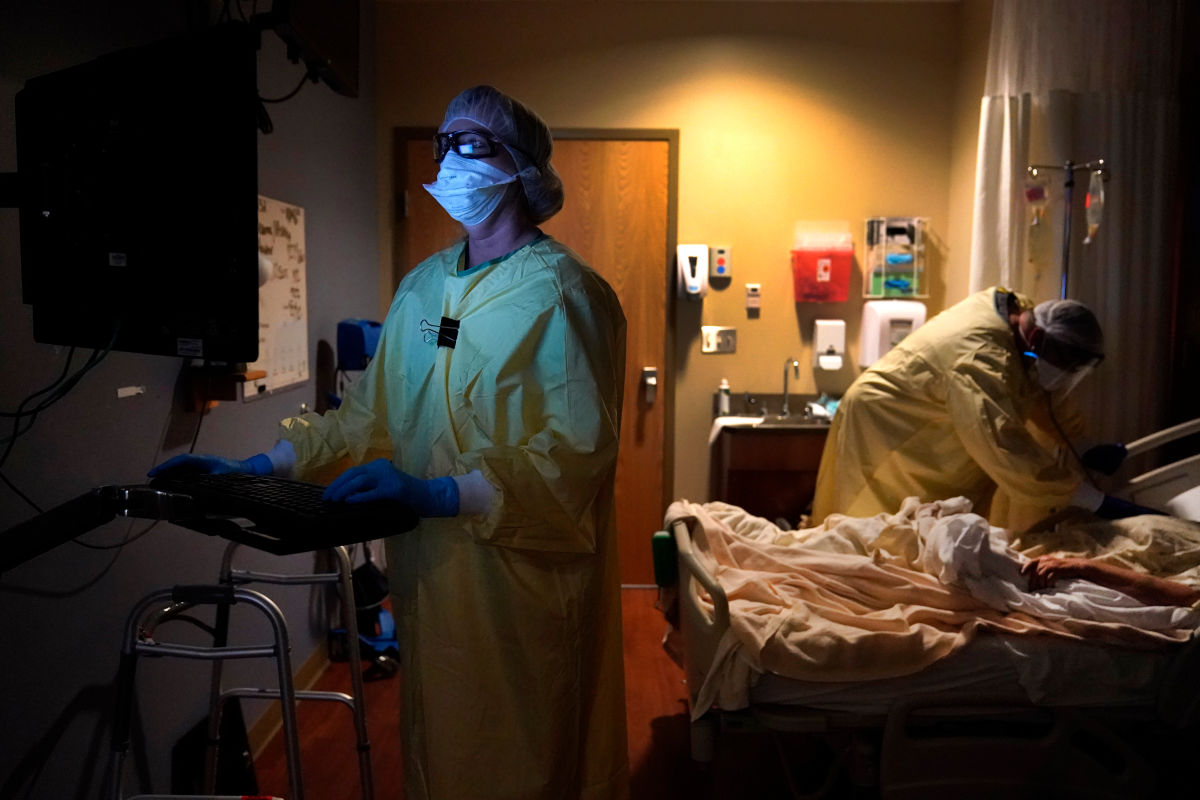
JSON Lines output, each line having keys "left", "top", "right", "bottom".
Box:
{"left": 718, "top": 378, "right": 731, "bottom": 415}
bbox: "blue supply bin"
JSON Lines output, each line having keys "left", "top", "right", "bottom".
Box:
{"left": 337, "top": 319, "right": 382, "bottom": 370}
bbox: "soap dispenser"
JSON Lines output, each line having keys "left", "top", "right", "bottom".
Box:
{"left": 814, "top": 320, "right": 845, "bottom": 371}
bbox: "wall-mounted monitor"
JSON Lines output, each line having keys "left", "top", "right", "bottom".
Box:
{"left": 15, "top": 22, "right": 260, "bottom": 362}
{"left": 271, "top": 0, "right": 360, "bottom": 98}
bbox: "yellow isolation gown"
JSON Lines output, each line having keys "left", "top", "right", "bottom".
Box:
{"left": 278, "top": 235, "right": 629, "bottom": 799}
{"left": 812, "top": 287, "right": 1087, "bottom": 531}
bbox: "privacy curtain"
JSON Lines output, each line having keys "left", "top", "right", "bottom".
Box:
{"left": 969, "top": 0, "right": 1181, "bottom": 444}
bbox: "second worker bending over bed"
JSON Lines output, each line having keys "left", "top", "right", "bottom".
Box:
{"left": 812, "top": 286, "right": 1158, "bottom": 530}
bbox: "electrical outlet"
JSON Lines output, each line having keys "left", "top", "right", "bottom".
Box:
{"left": 701, "top": 326, "right": 737, "bottom": 354}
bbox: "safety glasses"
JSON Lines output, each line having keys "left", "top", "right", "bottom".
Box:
{"left": 433, "top": 129, "right": 504, "bottom": 162}
{"left": 433, "top": 129, "right": 534, "bottom": 164}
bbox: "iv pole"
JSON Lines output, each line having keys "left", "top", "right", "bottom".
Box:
{"left": 1026, "top": 159, "right": 1108, "bottom": 299}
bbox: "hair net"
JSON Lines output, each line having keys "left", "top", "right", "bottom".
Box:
{"left": 441, "top": 85, "right": 564, "bottom": 223}
{"left": 1032, "top": 299, "right": 1104, "bottom": 359}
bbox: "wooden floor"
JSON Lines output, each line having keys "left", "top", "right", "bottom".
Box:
{"left": 253, "top": 587, "right": 804, "bottom": 799}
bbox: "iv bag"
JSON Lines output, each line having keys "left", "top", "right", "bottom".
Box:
{"left": 1084, "top": 170, "right": 1104, "bottom": 244}
{"left": 1024, "top": 176, "right": 1049, "bottom": 226}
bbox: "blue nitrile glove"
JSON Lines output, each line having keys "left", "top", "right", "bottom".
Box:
{"left": 1081, "top": 442, "right": 1128, "bottom": 476}
{"left": 1096, "top": 494, "right": 1163, "bottom": 520}
{"left": 148, "top": 453, "right": 273, "bottom": 478}
{"left": 322, "top": 458, "right": 460, "bottom": 517}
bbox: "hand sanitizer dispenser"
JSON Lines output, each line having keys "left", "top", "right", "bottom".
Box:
{"left": 814, "top": 319, "right": 845, "bottom": 371}
{"left": 677, "top": 244, "right": 709, "bottom": 298}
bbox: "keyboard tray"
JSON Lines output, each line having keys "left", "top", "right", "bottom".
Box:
{"left": 149, "top": 473, "right": 419, "bottom": 555}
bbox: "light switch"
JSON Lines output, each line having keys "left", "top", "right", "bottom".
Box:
{"left": 701, "top": 325, "right": 737, "bottom": 354}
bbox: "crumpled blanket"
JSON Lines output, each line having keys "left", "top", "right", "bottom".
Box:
{"left": 665, "top": 497, "right": 1200, "bottom": 719}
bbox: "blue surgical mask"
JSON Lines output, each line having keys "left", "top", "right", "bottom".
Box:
{"left": 423, "top": 152, "right": 517, "bottom": 226}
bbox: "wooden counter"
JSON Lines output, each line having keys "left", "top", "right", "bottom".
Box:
{"left": 708, "top": 424, "right": 829, "bottom": 525}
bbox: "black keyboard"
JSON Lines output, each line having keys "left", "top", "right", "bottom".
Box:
{"left": 149, "top": 472, "right": 418, "bottom": 554}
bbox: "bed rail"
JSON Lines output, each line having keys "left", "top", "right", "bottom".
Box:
{"left": 663, "top": 515, "right": 734, "bottom": 729}
{"left": 1124, "top": 417, "right": 1200, "bottom": 459}
{"left": 670, "top": 517, "right": 729, "bottom": 632}
{"left": 1118, "top": 417, "right": 1200, "bottom": 519}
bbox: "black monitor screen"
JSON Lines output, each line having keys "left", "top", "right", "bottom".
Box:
{"left": 16, "top": 22, "right": 260, "bottom": 362}
{"left": 273, "top": 0, "right": 360, "bottom": 98}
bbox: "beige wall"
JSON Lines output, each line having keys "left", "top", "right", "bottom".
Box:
{"left": 376, "top": 0, "right": 990, "bottom": 504}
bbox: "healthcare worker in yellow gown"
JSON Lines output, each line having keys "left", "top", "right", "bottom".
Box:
{"left": 152, "top": 86, "right": 630, "bottom": 799}
{"left": 811, "top": 286, "right": 1155, "bottom": 530}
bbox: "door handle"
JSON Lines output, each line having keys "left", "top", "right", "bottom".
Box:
{"left": 641, "top": 367, "right": 658, "bottom": 405}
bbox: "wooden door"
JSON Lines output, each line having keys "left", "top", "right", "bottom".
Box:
{"left": 392, "top": 131, "right": 674, "bottom": 585}
{"left": 542, "top": 138, "right": 670, "bottom": 586}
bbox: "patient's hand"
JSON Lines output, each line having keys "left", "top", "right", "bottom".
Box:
{"left": 1022, "top": 556, "right": 1091, "bottom": 591}
{"left": 1023, "top": 555, "right": 1200, "bottom": 606}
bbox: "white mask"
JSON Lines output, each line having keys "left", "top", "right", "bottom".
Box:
{"left": 423, "top": 152, "right": 517, "bottom": 226}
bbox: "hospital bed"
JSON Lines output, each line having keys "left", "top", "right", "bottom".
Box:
{"left": 657, "top": 511, "right": 1200, "bottom": 798}
{"left": 655, "top": 410, "right": 1200, "bottom": 800}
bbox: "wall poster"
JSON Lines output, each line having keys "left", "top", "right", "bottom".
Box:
{"left": 243, "top": 195, "right": 309, "bottom": 400}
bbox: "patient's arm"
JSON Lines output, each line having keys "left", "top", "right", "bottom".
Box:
{"left": 1022, "top": 556, "right": 1200, "bottom": 607}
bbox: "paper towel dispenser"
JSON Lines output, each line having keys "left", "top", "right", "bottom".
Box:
{"left": 860, "top": 300, "right": 926, "bottom": 367}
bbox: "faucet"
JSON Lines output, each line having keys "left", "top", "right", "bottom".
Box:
{"left": 780, "top": 357, "right": 800, "bottom": 417}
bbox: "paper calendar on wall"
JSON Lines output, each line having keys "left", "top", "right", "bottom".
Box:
{"left": 243, "top": 195, "right": 309, "bottom": 400}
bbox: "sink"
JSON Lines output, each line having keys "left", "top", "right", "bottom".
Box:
{"left": 716, "top": 392, "right": 835, "bottom": 426}
{"left": 757, "top": 414, "right": 830, "bottom": 429}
